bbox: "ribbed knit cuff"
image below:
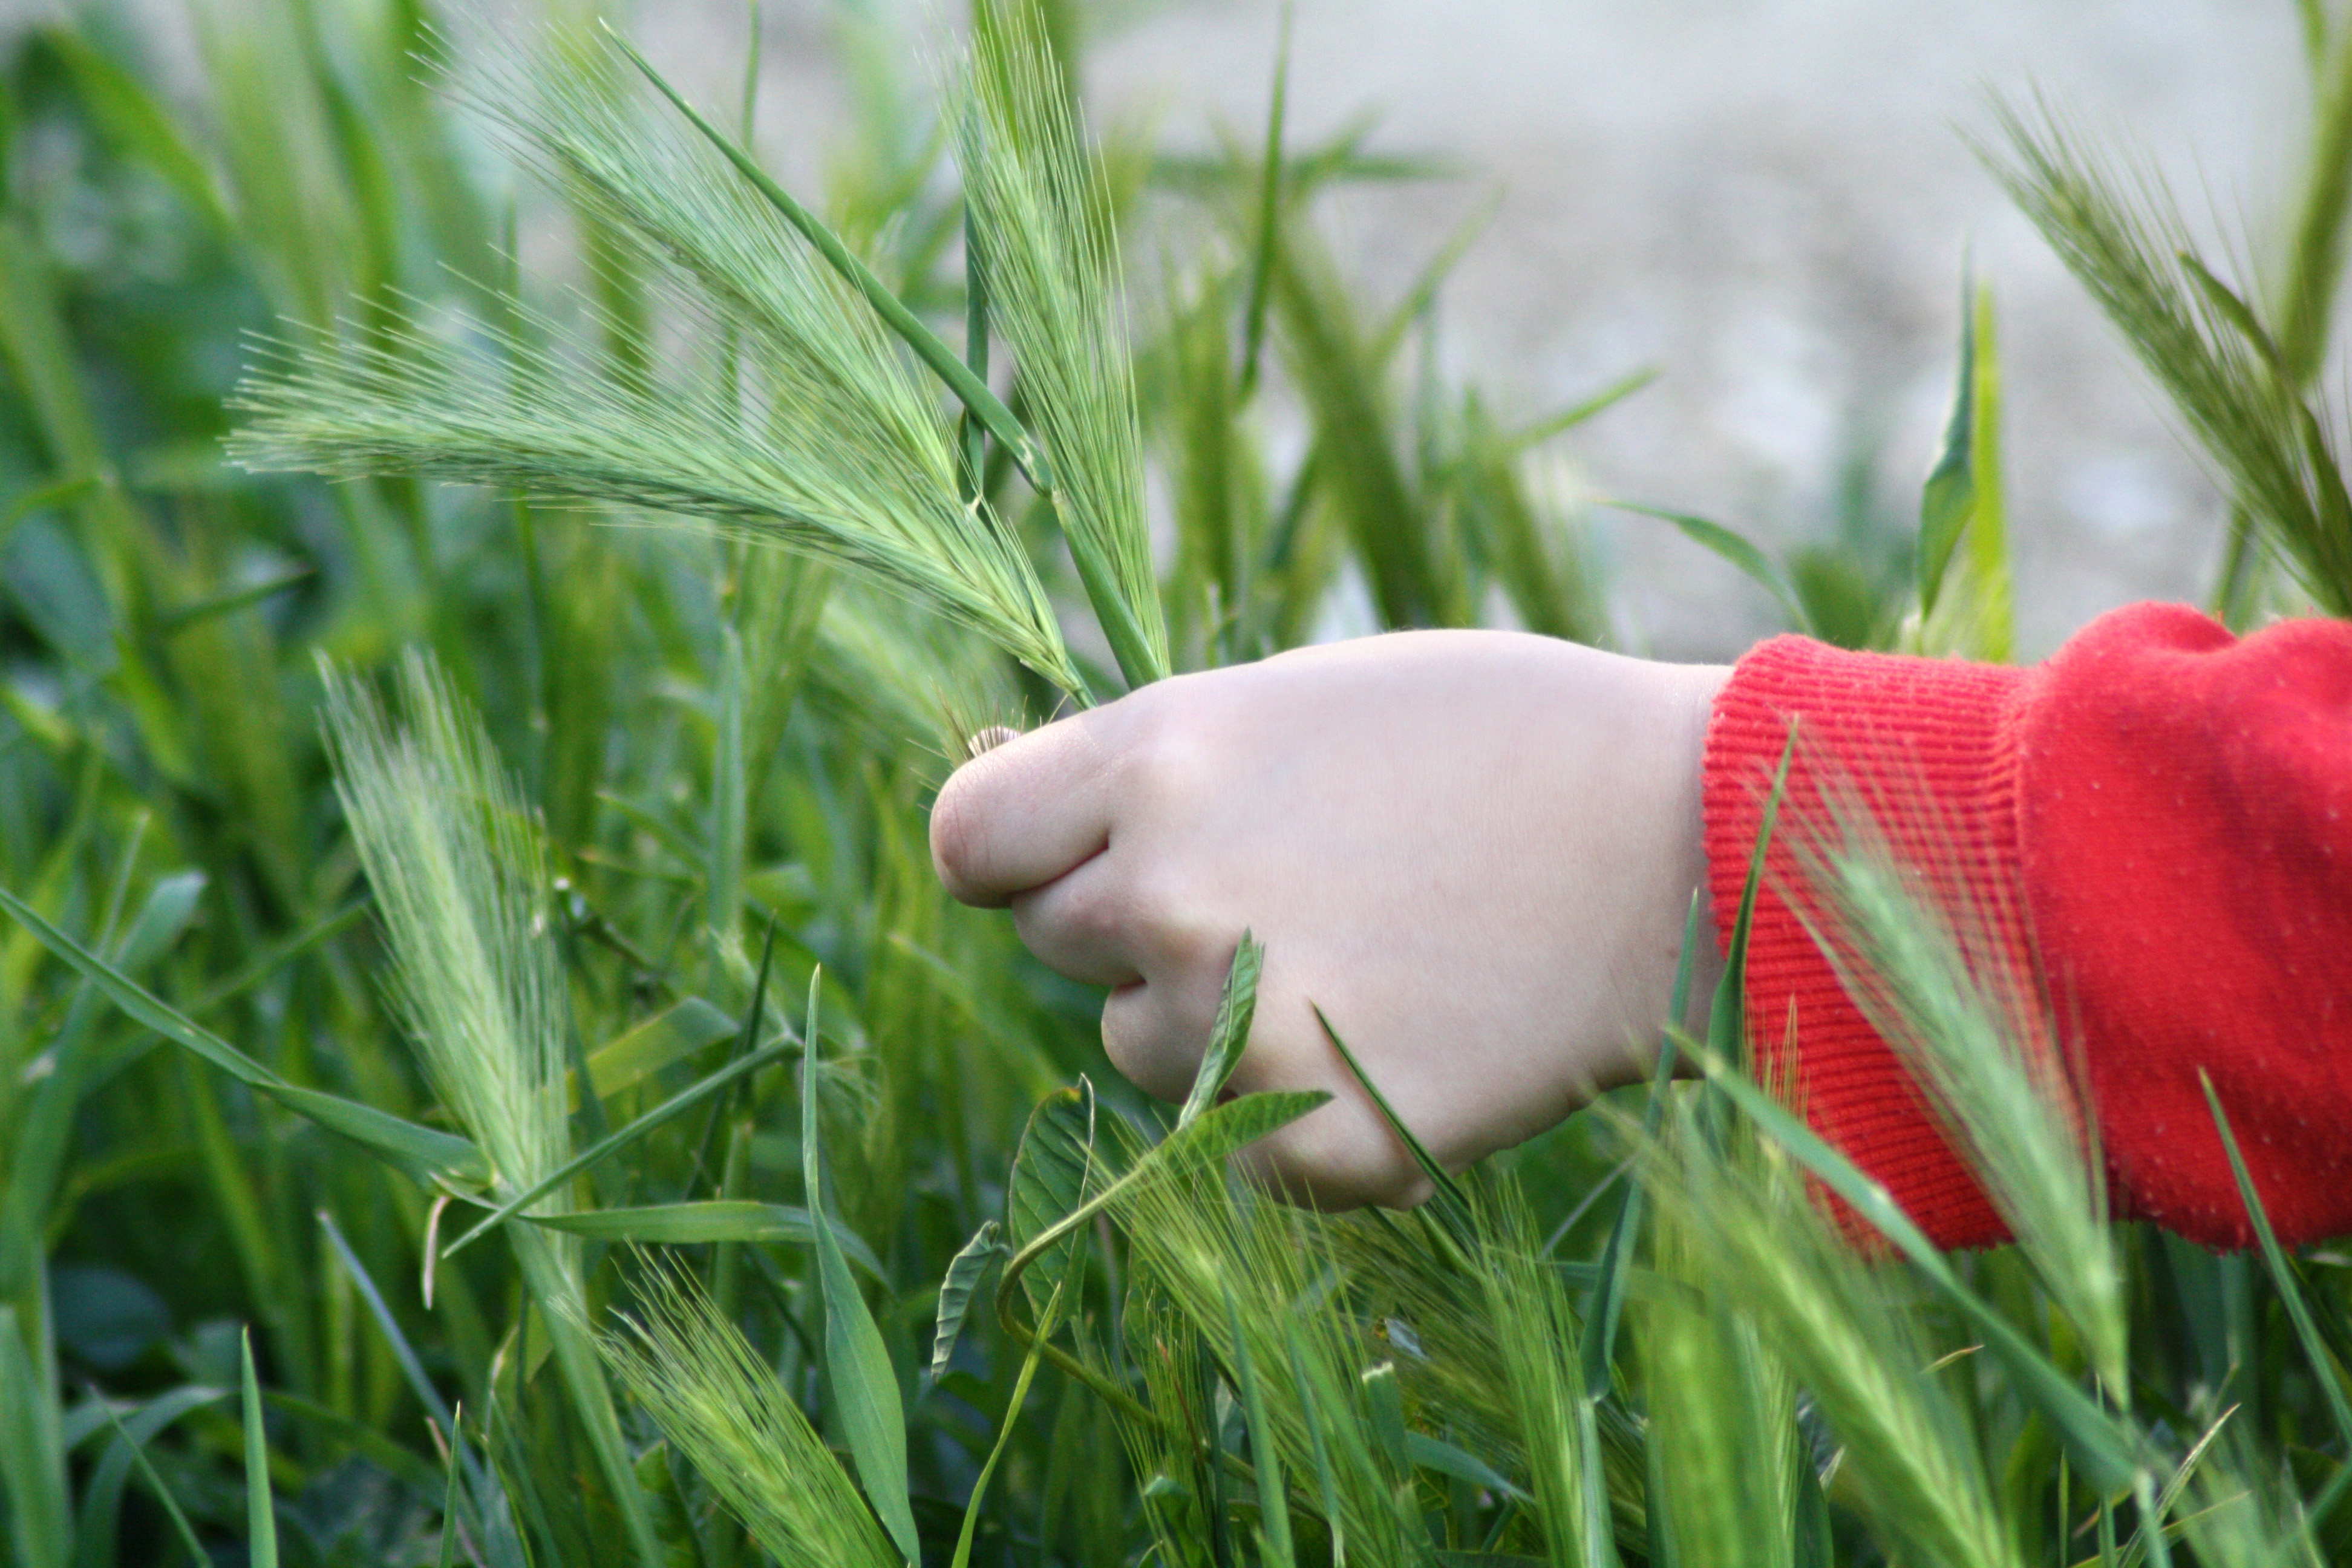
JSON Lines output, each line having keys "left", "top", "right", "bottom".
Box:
{"left": 1703, "top": 636, "right": 2034, "bottom": 1250}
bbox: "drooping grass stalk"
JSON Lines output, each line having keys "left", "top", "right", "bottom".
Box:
{"left": 1790, "top": 786, "right": 2125, "bottom": 1396}
{"left": 2215, "top": 20, "right": 2352, "bottom": 620}
{"left": 319, "top": 653, "right": 663, "bottom": 1568}
{"left": 1983, "top": 100, "right": 2352, "bottom": 615}
{"left": 230, "top": 27, "right": 1086, "bottom": 699}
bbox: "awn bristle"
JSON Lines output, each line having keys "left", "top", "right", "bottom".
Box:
{"left": 961, "top": 0, "right": 1170, "bottom": 681}
{"left": 596, "top": 1261, "right": 902, "bottom": 1568}
{"left": 321, "top": 650, "right": 572, "bottom": 1204}
{"left": 229, "top": 25, "right": 1085, "bottom": 696}
{"left": 1981, "top": 99, "right": 2352, "bottom": 615}
{"left": 1789, "top": 778, "right": 2126, "bottom": 1396}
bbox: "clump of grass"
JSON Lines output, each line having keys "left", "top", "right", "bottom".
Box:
{"left": 229, "top": 25, "right": 1085, "bottom": 697}
{"left": 1633, "top": 1088, "right": 2025, "bottom": 1568}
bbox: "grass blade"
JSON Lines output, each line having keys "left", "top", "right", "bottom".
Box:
{"left": 2200, "top": 1073, "right": 2352, "bottom": 1452}
{"left": 435, "top": 1405, "right": 466, "bottom": 1568}
{"left": 573, "top": 997, "right": 739, "bottom": 1111}
{"left": 802, "top": 969, "right": 921, "bottom": 1563}
{"left": 241, "top": 1328, "right": 278, "bottom": 1568}
{"left": 1581, "top": 890, "right": 1705, "bottom": 1399}
{"left": 0, "top": 1306, "right": 68, "bottom": 1568}
{"left": 1235, "top": 0, "right": 1293, "bottom": 402}
{"left": 0, "top": 880, "right": 492, "bottom": 1190}
{"left": 1226, "top": 1287, "right": 1298, "bottom": 1568}
{"left": 1918, "top": 266, "right": 1978, "bottom": 619}
{"left": 442, "top": 1033, "right": 799, "bottom": 1259}
{"left": 520, "top": 1201, "right": 884, "bottom": 1278}
{"left": 1313, "top": 1004, "right": 1476, "bottom": 1247}
{"left": 1604, "top": 501, "right": 1812, "bottom": 633}
{"left": 1689, "top": 1047, "right": 2141, "bottom": 1496}
{"left": 97, "top": 1401, "right": 211, "bottom": 1568}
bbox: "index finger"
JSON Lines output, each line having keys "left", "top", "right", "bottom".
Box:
{"left": 930, "top": 713, "right": 1119, "bottom": 907}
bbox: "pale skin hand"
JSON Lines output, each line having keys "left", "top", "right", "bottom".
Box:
{"left": 929, "top": 630, "right": 1731, "bottom": 1209}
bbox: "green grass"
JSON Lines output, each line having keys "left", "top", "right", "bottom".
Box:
{"left": 4, "top": 2, "right": 2352, "bottom": 1567}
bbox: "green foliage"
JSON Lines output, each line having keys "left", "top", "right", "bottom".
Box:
{"left": 5, "top": 4, "right": 2352, "bottom": 1567}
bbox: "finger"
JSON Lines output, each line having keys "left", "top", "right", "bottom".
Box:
{"left": 1099, "top": 981, "right": 1203, "bottom": 1103}
{"left": 1230, "top": 1091, "right": 1432, "bottom": 1210}
{"left": 930, "top": 713, "right": 1119, "bottom": 907}
{"left": 1008, "top": 857, "right": 1145, "bottom": 989}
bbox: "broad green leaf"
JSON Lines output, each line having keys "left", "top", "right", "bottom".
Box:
{"left": 1155, "top": 1088, "right": 1332, "bottom": 1174}
{"left": 241, "top": 1328, "right": 278, "bottom": 1568}
{"left": 1178, "top": 933, "right": 1263, "bottom": 1128}
{"left": 521, "top": 1201, "right": 885, "bottom": 1281}
{"left": 1005, "top": 1080, "right": 1102, "bottom": 1321}
{"left": 572, "top": 998, "right": 739, "bottom": 1110}
{"left": 930, "top": 1220, "right": 1004, "bottom": 1380}
{"left": 802, "top": 972, "right": 920, "bottom": 1564}
{"left": 1607, "top": 501, "right": 1812, "bottom": 634}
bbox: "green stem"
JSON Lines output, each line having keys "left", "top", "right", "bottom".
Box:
{"left": 1045, "top": 492, "right": 1166, "bottom": 691}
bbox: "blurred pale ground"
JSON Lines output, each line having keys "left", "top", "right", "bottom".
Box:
{"left": 11, "top": 0, "right": 2310, "bottom": 658}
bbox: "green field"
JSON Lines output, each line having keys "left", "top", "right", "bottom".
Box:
{"left": 4, "top": 2, "right": 2351, "bottom": 1565}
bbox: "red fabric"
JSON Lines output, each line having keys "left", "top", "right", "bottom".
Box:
{"left": 1702, "top": 603, "right": 2352, "bottom": 1249}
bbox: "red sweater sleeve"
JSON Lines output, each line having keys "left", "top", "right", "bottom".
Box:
{"left": 1702, "top": 602, "right": 2352, "bottom": 1250}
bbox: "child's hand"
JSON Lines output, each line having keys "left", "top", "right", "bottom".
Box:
{"left": 929, "top": 630, "right": 1728, "bottom": 1207}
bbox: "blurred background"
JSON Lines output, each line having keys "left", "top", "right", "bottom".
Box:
{"left": 0, "top": 0, "right": 2310, "bottom": 658}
